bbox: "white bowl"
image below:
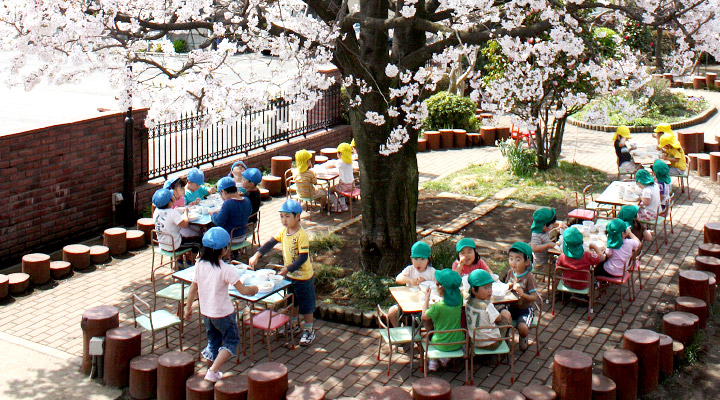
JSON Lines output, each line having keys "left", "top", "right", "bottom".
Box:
{"left": 419, "top": 281, "right": 437, "bottom": 291}
{"left": 582, "top": 221, "right": 594, "bottom": 227}
{"left": 269, "top": 275, "right": 284, "bottom": 284}
{"left": 492, "top": 291, "right": 507, "bottom": 301}
{"left": 256, "top": 269, "right": 277, "bottom": 277}
{"left": 256, "top": 281, "right": 274, "bottom": 293}
{"left": 188, "top": 212, "right": 200, "bottom": 221}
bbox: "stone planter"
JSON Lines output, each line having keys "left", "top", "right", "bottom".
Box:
{"left": 693, "top": 76, "right": 706, "bottom": 89}
{"left": 707, "top": 73, "right": 717, "bottom": 89}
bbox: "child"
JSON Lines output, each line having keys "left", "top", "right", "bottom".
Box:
{"left": 595, "top": 219, "right": 640, "bottom": 278}
{"left": 293, "top": 150, "right": 327, "bottom": 209}
{"left": 634, "top": 169, "right": 661, "bottom": 222}
{"left": 183, "top": 227, "right": 259, "bottom": 382}
{"left": 653, "top": 123, "right": 675, "bottom": 147}
{"left": 229, "top": 161, "right": 247, "bottom": 184}
{"left": 211, "top": 177, "right": 252, "bottom": 244}
{"left": 529, "top": 208, "right": 564, "bottom": 274}
{"left": 503, "top": 242, "right": 539, "bottom": 350}
{"left": 185, "top": 168, "right": 216, "bottom": 205}
{"left": 618, "top": 205, "right": 651, "bottom": 243}
{"left": 421, "top": 269, "right": 464, "bottom": 371}
{"left": 658, "top": 132, "right": 687, "bottom": 175}
{"left": 613, "top": 125, "right": 637, "bottom": 173}
{"left": 241, "top": 168, "right": 263, "bottom": 224}
{"left": 466, "top": 269, "right": 511, "bottom": 350}
{"left": 452, "top": 238, "right": 491, "bottom": 276}
{"left": 152, "top": 188, "right": 200, "bottom": 266}
{"left": 164, "top": 176, "right": 187, "bottom": 208}
{"left": 387, "top": 241, "right": 437, "bottom": 327}
{"left": 556, "top": 227, "right": 604, "bottom": 291}
{"left": 249, "top": 200, "right": 317, "bottom": 346}
{"left": 652, "top": 159, "right": 672, "bottom": 205}
{"left": 327, "top": 143, "right": 354, "bottom": 212}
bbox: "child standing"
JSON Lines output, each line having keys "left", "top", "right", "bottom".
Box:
{"left": 466, "top": 269, "right": 511, "bottom": 350}
{"left": 659, "top": 132, "right": 687, "bottom": 175}
{"left": 327, "top": 143, "right": 355, "bottom": 212}
{"left": 556, "top": 227, "right": 604, "bottom": 291}
{"left": 185, "top": 168, "right": 216, "bottom": 205}
{"left": 241, "top": 168, "right": 263, "bottom": 223}
{"left": 211, "top": 177, "right": 252, "bottom": 244}
{"left": 387, "top": 241, "right": 437, "bottom": 327}
{"left": 249, "top": 200, "right": 317, "bottom": 346}
{"left": 529, "top": 208, "right": 564, "bottom": 274}
{"left": 183, "top": 228, "right": 259, "bottom": 382}
{"left": 452, "top": 238, "right": 491, "bottom": 276}
{"left": 152, "top": 188, "right": 200, "bottom": 266}
{"left": 613, "top": 125, "right": 637, "bottom": 173}
{"left": 634, "top": 169, "right": 661, "bottom": 221}
{"left": 595, "top": 219, "right": 640, "bottom": 278}
{"left": 293, "top": 150, "right": 328, "bottom": 210}
{"left": 503, "top": 242, "right": 539, "bottom": 351}
{"left": 164, "top": 176, "right": 187, "bottom": 208}
{"left": 652, "top": 159, "right": 672, "bottom": 205}
{"left": 421, "top": 269, "right": 464, "bottom": 371}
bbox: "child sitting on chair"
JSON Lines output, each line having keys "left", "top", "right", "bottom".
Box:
{"left": 503, "top": 242, "right": 539, "bottom": 351}
{"left": 387, "top": 241, "right": 436, "bottom": 327}
{"left": 614, "top": 125, "right": 638, "bottom": 174}
{"left": 595, "top": 219, "right": 640, "bottom": 278}
{"left": 164, "top": 176, "right": 187, "bottom": 208}
{"left": 635, "top": 169, "right": 661, "bottom": 222}
{"left": 529, "top": 208, "right": 565, "bottom": 275}
{"left": 185, "top": 168, "right": 216, "bottom": 205}
{"left": 152, "top": 188, "right": 200, "bottom": 267}
{"left": 327, "top": 143, "right": 355, "bottom": 212}
{"left": 421, "top": 269, "right": 465, "bottom": 372}
{"left": 618, "top": 205, "right": 651, "bottom": 243}
{"left": 658, "top": 132, "right": 687, "bottom": 175}
{"left": 452, "top": 238, "right": 491, "bottom": 276}
{"left": 211, "top": 177, "right": 252, "bottom": 244}
{"left": 293, "top": 150, "right": 328, "bottom": 210}
{"left": 466, "top": 269, "right": 511, "bottom": 350}
{"left": 556, "top": 227, "right": 604, "bottom": 291}
{"left": 652, "top": 159, "right": 672, "bottom": 206}
{"left": 241, "top": 168, "right": 263, "bottom": 223}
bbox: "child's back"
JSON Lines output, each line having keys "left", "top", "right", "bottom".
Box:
{"left": 465, "top": 298, "right": 501, "bottom": 344}
{"left": 424, "top": 269, "right": 464, "bottom": 351}
{"left": 153, "top": 205, "right": 183, "bottom": 251}
{"left": 194, "top": 259, "right": 240, "bottom": 317}
{"left": 212, "top": 197, "right": 251, "bottom": 239}
{"left": 557, "top": 227, "right": 602, "bottom": 290}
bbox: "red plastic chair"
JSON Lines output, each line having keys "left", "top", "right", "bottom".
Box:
{"left": 241, "top": 293, "right": 294, "bottom": 362}
{"left": 596, "top": 248, "right": 638, "bottom": 315}
{"left": 337, "top": 179, "right": 361, "bottom": 219}
{"left": 511, "top": 123, "right": 535, "bottom": 148}
{"left": 566, "top": 185, "right": 597, "bottom": 223}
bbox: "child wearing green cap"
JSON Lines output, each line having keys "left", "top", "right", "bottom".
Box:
{"left": 635, "top": 170, "right": 661, "bottom": 221}
{"left": 421, "top": 269, "right": 465, "bottom": 371}
{"left": 387, "top": 241, "right": 437, "bottom": 327}
{"left": 452, "top": 238, "right": 491, "bottom": 277}
{"left": 556, "top": 227, "right": 604, "bottom": 291}
{"left": 651, "top": 159, "right": 672, "bottom": 208}
{"left": 595, "top": 220, "right": 640, "bottom": 278}
{"left": 502, "top": 242, "right": 539, "bottom": 351}
{"left": 466, "top": 269, "right": 511, "bottom": 350}
{"left": 529, "top": 208, "right": 565, "bottom": 274}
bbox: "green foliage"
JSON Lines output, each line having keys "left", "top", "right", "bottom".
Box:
{"left": 309, "top": 232, "right": 345, "bottom": 254}
{"left": 476, "top": 40, "right": 507, "bottom": 86}
{"left": 497, "top": 138, "right": 538, "bottom": 177}
{"left": 423, "top": 91, "right": 479, "bottom": 131}
{"left": 314, "top": 264, "right": 344, "bottom": 295}
{"left": 623, "top": 20, "right": 654, "bottom": 55}
{"left": 340, "top": 86, "right": 350, "bottom": 123}
{"left": 430, "top": 241, "right": 455, "bottom": 270}
{"left": 173, "top": 40, "right": 188, "bottom": 54}
{"left": 336, "top": 271, "right": 395, "bottom": 309}
{"left": 593, "top": 27, "right": 619, "bottom": 59}
{"left": 140, "top": 206, "right": 152, "bottom": 218}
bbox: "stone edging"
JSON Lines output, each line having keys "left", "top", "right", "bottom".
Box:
{"left": 567, "top": 105, "right": 717, "bottom": 132}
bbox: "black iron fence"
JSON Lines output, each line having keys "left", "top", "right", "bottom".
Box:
{"left": 145, "top": 85, "right": 343, "bottom": 179}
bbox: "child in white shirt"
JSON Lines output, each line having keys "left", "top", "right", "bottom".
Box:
{"left": 635, "top": 170, "right": 661, "bottom": 221}
{"left": 466, "top": 269, "right": 511, "bottom": 349}
{"left": 327, "top": 142, "right": 356, "bottom": 212}
{"left": 387, "top": 241, "right": 436, "bottom": 327}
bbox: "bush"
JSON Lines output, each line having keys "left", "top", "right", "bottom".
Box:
{"left": 173, "top": 40, "right": 188, "bottom": 53}
{"left": 593, "top": 27, "right": 619, "bottom": 59}
{"left": 336, "top": 271, "right": 395, "bottom": 309}
{"left": 314, "top": 264, "right": 344, "bottom": 295}
{"left": 497, "top": 138, "right": 538, "bottom": 177}
{"left": 430, "top": 241, "right": 455, "bottom": 271}
{"left": 309, "top": 232, "right": 344, "bottom": 254}
{"left": 423, "top": 91, "right": 479, "bottom": 131}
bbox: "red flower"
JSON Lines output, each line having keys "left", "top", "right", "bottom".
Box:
{"left": 624, "top": 35, "right": 629, "bottom": 40}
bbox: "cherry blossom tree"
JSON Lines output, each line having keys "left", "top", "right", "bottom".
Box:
{"left": 3, "top": 0, "right": 719, "bottom": 275}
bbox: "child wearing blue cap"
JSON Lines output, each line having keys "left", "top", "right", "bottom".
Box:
{"left": 184, "top": 227, "right": 259, "bottom": 382}
{"left": 185, "top": 168, "right": 216, "bottom": 205}
{"left": 249, "top": 199, "right": 317, "bottom": 346}
{"left": 211, "top": 177, "right": 252, "bottom": 245}
{"left": 152, "top": 188, "right": 201, "bottom": 266}
{"left": 229, "top": 161, "right": 247, "bottom": 186}
{"left": 240, "top": 168, "right": 263, "bottom": 223}
{"left": 387, "top": 241, "right": 437, "bottom": 327}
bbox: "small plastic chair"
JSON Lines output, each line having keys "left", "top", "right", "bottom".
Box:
{"left": 595, "top": 249, "right": 638, "bottom": 315}
{"left": 151, "top": 230, "right": 191, "bottom": 272}
{"left": 132, "top": 292, "right": 182, "bottom": 353}
{"left": 420, "top": 328, "right": 470, "bottom": 384}
{"left": 376, "top": 305, "right": 423, "bottom": 376}
{"left": 510, "top": 123, "right": 535, "bottom": 148}
{"left": 336, "top": 179, "right": 361, "bottom": 219}
{"left": 151, "top": 262, "right": 189, "bottom": 345}
{"left": 286, "top": 171, "right": 325, "bottom": 220}
{"left": 241, "top": 293, "right": 295, "bottom": 363}
{"left": 552, "top": 264, "right": 595, "bottom": 321}
{"left": 637, "top": 203, "right": 667, "bottom": 256}
{"left": 668, "top": 155, "right": 690, "bottom": 199}
{"left": 468, "top": 324, "right": 515, "bottom": 385}
{"left": 566, "top": 185, "right": 597, "bottom": 223}
{"left": 511, "top": 301, "right": 543, "bottom": 356}
{"left": 659, "top": 192, "right": 676, "bottom": 235}
{"left": 228, "top": 217, "right": 257, "bottom": 259}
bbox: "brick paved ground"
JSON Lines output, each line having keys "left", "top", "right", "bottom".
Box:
{"left": 1, "top": 95, "right": 719, "bottom": 398}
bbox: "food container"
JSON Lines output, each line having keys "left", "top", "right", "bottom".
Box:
{"left": 256, "top": 281, "right": 274, "bottom": 294}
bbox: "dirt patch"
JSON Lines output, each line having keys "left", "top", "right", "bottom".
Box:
{"left": 416, "top": 190, "right": 482, "bottom": 230}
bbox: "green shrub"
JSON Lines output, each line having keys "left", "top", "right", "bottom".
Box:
{"left": 309, "top": 232, "right": 344, "bottom": 254}
{"left": 430, "top": 241, "right": 456, "bottom": 271}
{"left": 336, "top": 270, "right": 395, "bottom": 309}
{"left": 593, "top": 27, "right": 619, "bottom": 59}
{"left": 140, "top": 206, "right": 152, "bottom": 218}
{"left": 314, "top": 264, "right": 344, "bottom": 295}
{"left": 423, "top": 91, "right": 479, "bottom": 131}
{"left": 497, "top": 138, "right": 538, "bottom": 177}
{"left": 173, "top": 39, "right": 188, "bottom": 54}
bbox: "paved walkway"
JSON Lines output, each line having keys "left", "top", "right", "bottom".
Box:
{"left": 1, "top": 89, "right": 720, "bottom": 398}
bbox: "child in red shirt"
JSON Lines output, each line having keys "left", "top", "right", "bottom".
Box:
{"left": 452, "top": 238, "right": 491, "bottom": 277}
{"left": 556, "top": 227, "right": 604, "bottom": 290}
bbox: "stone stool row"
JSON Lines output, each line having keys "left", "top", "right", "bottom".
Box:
{"left": 366, "top": 379, "right": 556, "bottom": 400}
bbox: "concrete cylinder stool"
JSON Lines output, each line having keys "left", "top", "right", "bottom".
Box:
{"left": 80, "top": 305, "right": 119, "bottom": 374}
{"left": 418, "top": 138, "right": 428, "bottom": 152}
{"left": 259, "top": 188, "right": 271, "bottom": 200}
{"left": 412, "top": 377, "right": 451, "bottom": 400}
{"left": 695, "top": 255, "right": 720, "bottom": 275}
{"left": 591, "top": 374, "right": 616, "bottom": 400}
{"left": 286, "top": 384, "right": 326, "bottom": 400}
{"left": 424, "top": 131, "right": 441, "bottom": 150}
{"left": 50, "top": 261, "right": 72, "bottom": 280}
{"left": 697, "top": 154, "right": 711, "bottom": 176}
{"left": 247, "top": 362, "right": 288, "bottom": 400}
{"left": 602, "top": 349, "right": 638, "bottom": 400}
{"left": 657, "top": 334, "right": 674, "bottom": 379}
{"left": 261, "top": 176, "right": 282, "bottom": 197}
{"left": 698, "top": 243, "right": 720, "bottom": 258}
{"left": 692, "top": 76, "right": 707, "bottom": 89}
{"left": 663, "top": 311, "right": 699, "bottom": 346}
{"left": 21, "top": 253, "right": 51, "bottom": 285}
{"left": 314, "top": 155, "right": 329, "bottom": 164}
{"left": 703, "top": 222, "right": 720, "bottom": 244}
{"left": 439, "top": 129, "right": 454, "bottom": 149}
{"left": 0, "top": 274, "right": 8, "bottom": 299}
{"left": 675, "top": 296, "right": 708, "bottom": 328}
{"left": 466, "top": 133, "right": 482, "bottom": 147}
{"left": 679, "top": 270, "right": 710, "bottom": 302}
{"left": 89, "top": 245, "right": 111, "bottom": 264}
{"left": 186, "top": 373, "right": 215, "bottom": 400}
{"left": 368, "top": 387, "right": 412, "bottom": 400}
{"left": 708, "top": 73, "right": 718, "bottom": 88}
{"left": 553, "top": 349, "right": 592, "bottom": 400}
{"left": 63, "top": 244, "right": 91, "bottom": 271}
{"left": 691, "top": 132, "right": 706, "bottom": 153}
{"left": 489, "top": 390, "right": 525, "bottom": 399}
{"left": 104, "top": 227, "right": 128, "bottom": 256}
{"left": 481, "top": 126, "right": 496, "bottom": 146}
{"left": 214, "top": 374, "right": 248, "bottom": 400}
{"left": 521, "top": 385, "right": 556, "bottom": 400}
{"left": 129, "top": 354, "right": 159, "bottom": 400}
{"left": 452, "top": 386, "right": 491, "bottom": 400}
{"left": 8, "top": 273, "right": 30, "bottom": 295}
{"left": 104, "top": 326, "right": 142, "bottom": 387}
{"left": 621, "top": 329, "right": 659, "bottom": 395}
{"left": 678, "top": 132, "right": 695, "bottom": 154}
{"left": 126, "top": 229, "right": 147, "bottom": 251}
{"left": 157, "top": 351, "right": 195, "bottom": 400}
{"left": 137, "top": 218, "right": 155, "bottom": 244}
{"left": 453, "top": 129, "right": 467, "bottom": 147}
{"left": 320, "top": 147, "right": 338, "bottom": 159}
{"left": 673, "top": 341, "right": 685, "bottom": 365}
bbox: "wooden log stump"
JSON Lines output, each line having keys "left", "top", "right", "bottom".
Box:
{"left": 480, "top": 126, "right": 496, "bottom": 146}
{"left": 691, "top": 132, "right": 705, "bottom": 153}
{"left": 49, "top": 261, "right": 71, "bottom": 280}
{"left": 136, "top": 218, "right": 155, "bottom": 244}
{"left": 368, "top": 387, "right": 412, "bottom": 400}
{"left": 157, "top": 351, "right": 195, "bottom": 400}
{"left": 63, "top": 244, "right": 91, "bottom": 271}
{"left": 663, "top": 73, "right": 674, "bottom": 82}
{"left": 8, "top": 273, "right": 30, "bottom": 295}
{"left": 709, "top": 152, "right": 720, "bottom": 182}
{"left": 424, "top": 131, "right": 441, "bottom": 150}
{"left": 591, "top": 374, "right": 616, "bottom": 400}
{"left": 0, "top": 274, "right": 8, "bottom": 299}
{"left": 439, "top": 129, "right": 454, "bottom": 149}
{"left": 259, "top": 188, "right": 271, "bottom": 201}
{"left": 489, "top": 390, "right": 525, "bottom": 400}
{"left": 621, "top": 329, "right": 659, "bottom": 395}
{"left": 657, "top": 334, "right": 674, "bottom": 379}
{"left": 688, "top": 153, "right": 701, "bottom": 171}
{"left": 186, "top": 373, "right": 215, "bottom": 400}
{"left": 452, "top": 386, "right": 491, "bottom": 400}
{"left": 707, "top": 73, "right": 717, "bottom": 88}
{"left": 695, "top": 255, "right": 720, "bottom": 276}
{"left": 672, "top": 341, "right": 685, "bottom": 366}
{"left": 247, "top": 362, "right": 288, "bottom": 400}
{"left": 678, "top": 270, "right": 710, "bottom": 302}
{"left": 553, "top": 349, "right": 592, "bottom": 400}
{"left": 286, "top": 384, "right": 326, "bottom": 400}
{"left": 453, "top": 129, "right": 467, "bottom": 148}
{"left": 663, "top": 311, "right": 698, "bottom": 346}
{"left": 698, "top": 243, "right": 720, "bottom": 258}
{"left": 697, "top": 154, "right": 711, "bottom": 177}
{"left": 704, "top": 222, "right": 720, "bottom": 244}
{"left": 80, "top": 305, "right": 119, "bottom": 374}
{"left": 314, "top": 155, "right": 329, "bottom": 164}
{"left": 692, "top": 76, "right": 706, "bottom": 89}
{"left": 602, "top": 349, "right": 638, "bottom": 400}
{"left": 126, "top": 229, "right": 147, "bottom": 251}
{"left": 496, "top": 126, "right": 511, "bottom": 141}
{"left": 466, "top": 133, "right": 482, "bottom": 147}
{"left": 678, "top": 132, "right": 697, "bottom": 155}
{"left": 103, "top": 227, "right": 127, "bottom": 256}
{"left": 22, "top": 253, "right": 51, "bottom": 285}
{"left": 271, "top": 156, "right": 293, "bottom": 192}
{"left": 89, "top": 245, "right": 110, "bottom": 264}
{"left": 104, "top": 326, "right": 142, "bottom": 387}
{"left": 706, "top": 141, "right": 720, "bottom": 154}
{"left": 214, "top": 374, "right": 248, "bottom": 400}
{"left": 320, "top": 147, "right": 337, "bottom": 159}
{"left": 675, "top": 296, "right": 708, "bottom": 328}
{"left": 704, "top": 271, "right": 717, "bottom": 303}
{"left": 130, "top": 354, "right": 159, "bottom": 400}
{"left": 261, "top": 176, "right": 282, "bottom": 197}
{"left": 412, "top": 377, "right": 451, "bottom": 400}
{"left": 418, "top": 138, "right": 428, "bottom": 152}
{"left": 521, "top": 385, "right": 556, "bottom": 400}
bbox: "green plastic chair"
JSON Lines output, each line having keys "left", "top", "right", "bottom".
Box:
{"left": 668, "top": 155, "right": 690, "bottom": 199}
{"left": 637, "top": 203, "right": 668, "bottom": 256}
{"left": 132, "top": 292, "right": 182, "bottom": 352}
{"left": 511, "top": 302, "right": 543, "bottom": 356}
{"left": 420, "top": 328, "right": 470, "bottom": 384}
{"left": 375, "top": 305, "right": 423, "bottom": 376}
{"left": 552, "top": 264, "right": 595, "bottom": 321}
{"left": 469, "top": 324, "right": 515, "bottom": 385}
{"left": 151, "top": 230, "right": 191, "bottom": 272}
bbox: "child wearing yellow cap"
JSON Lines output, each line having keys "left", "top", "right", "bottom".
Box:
{"left": 658, "top": 132, "right": 687, "bottom": 174}
{"left": 326, "top": 142, "right": 355, "bottom": 212}
{"left": 292, "top": 150, "right": 328, "bottom": 210}
{"left": 613, "top": 125, "right": 637, "bottom": 173}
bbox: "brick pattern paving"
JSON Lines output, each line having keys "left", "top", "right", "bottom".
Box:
{"left": 2, "top": 103, "right": 720, "bottom": 398}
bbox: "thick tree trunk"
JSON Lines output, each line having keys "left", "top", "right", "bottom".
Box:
{"left": 534, "top": 110, "right": 566, "bottom": 171}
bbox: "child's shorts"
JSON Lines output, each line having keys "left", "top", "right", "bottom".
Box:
{"left": 201, "top": 313, "right": 239, "bottom": 361}
{"left": 289, "top": 277, "right": 316, "bottom": 315}
{"left": 509, "top": 306, "right": 534, "bottom": 327}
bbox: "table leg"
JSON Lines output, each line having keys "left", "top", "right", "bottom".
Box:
{"left": 409, "top": 313, "right": 414, "bottom": 377}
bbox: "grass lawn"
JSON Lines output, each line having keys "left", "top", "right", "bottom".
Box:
{"left": 423, "top": 160, "right": 612, "bottom": 205}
